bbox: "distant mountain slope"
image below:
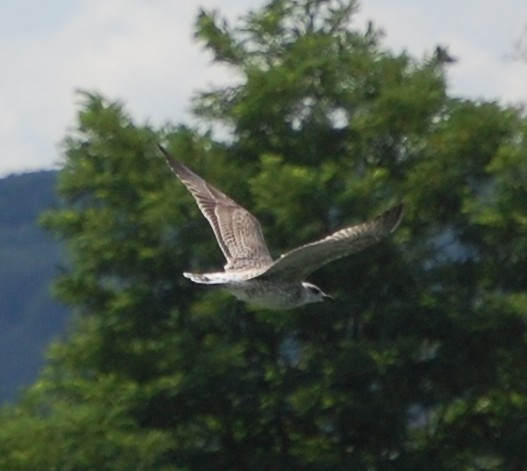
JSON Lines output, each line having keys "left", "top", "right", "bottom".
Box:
{"left": 0, "top": 171, "right": 68, "bottom": 403}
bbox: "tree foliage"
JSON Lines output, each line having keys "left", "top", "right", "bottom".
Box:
{"left": 1, "top": 0, "right": 527, "bottom": 469}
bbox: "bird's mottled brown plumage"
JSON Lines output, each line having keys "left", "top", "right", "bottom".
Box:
{"left": 258, "top": 204, "right": 403, "bottom": 281}
{"left": 160, "top": 144, "right": 403, "bottom": 309}
{"left": 160, "top": 145, "right": 273, "bottom": 271}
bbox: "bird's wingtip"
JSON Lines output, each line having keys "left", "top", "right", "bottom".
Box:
{"left": 157, "top": 143, "right": 171, "bottom": 159}
{"left": 389, "top": 203, "right": 404, "bottom": 232}
{"left": 380, "top": 203, "right": 404, "bottom": 234}
{"left": 157, "top": 143, "right": 188, "bottom": 176}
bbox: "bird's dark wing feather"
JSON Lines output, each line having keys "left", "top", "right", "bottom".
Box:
{"left": 258, "top": 204, "right": 403, "bottom": 281}
{"left": 159, "top": 145, "right": 273, "bottom": 271}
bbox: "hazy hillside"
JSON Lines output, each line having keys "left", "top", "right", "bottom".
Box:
{"left": 0, "top": 170, "right": 68, "bottom": 403}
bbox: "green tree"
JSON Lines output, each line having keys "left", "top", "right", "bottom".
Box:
{"left": 1, "top": 0, "right": 527, "bottom": 469}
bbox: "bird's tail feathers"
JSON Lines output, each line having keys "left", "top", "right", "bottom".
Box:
{"left": 183, "top": 272, "right": 229, "bottom": 284}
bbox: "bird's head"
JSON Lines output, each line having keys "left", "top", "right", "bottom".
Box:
{"left": 301, "top": 282, "right": 334, "bottom": 305}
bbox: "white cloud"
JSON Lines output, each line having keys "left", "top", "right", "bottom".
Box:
{"left": 356, "top": 0, "right": 527, "bottom": 103}
{"left": 1, "top": 0, "right": 526, "bottom": 176}
{"left": 0, "top": 0, "right": 262, "bottom": 176}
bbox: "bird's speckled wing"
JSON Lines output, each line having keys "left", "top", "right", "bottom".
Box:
{"left": 159, "top": 145, "right": 273, "bottom": 271}
{"left": 258, "top": 204, "right": 403, "bottom": 281}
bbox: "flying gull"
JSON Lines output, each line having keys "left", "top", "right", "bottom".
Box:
{"left": 159, "top": 145, "right": 403, "bottom": 309}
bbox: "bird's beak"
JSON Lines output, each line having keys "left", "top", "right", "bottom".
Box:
{"left": 323, "top": 293, "right": 335, "bottom": 302}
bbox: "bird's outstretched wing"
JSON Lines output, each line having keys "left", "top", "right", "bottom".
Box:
{"left": 159, "top": 145, "right": 273, "bottom": 271}
{"left": 258, "top": 204, "right": 403, "bottom": 281}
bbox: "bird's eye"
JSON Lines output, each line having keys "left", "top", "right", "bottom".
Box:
{"left": 308, "top": 286, "right": 320, "bottom": 295}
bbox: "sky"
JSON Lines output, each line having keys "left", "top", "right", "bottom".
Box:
{"left": 1, "top": 0, "right": 526, "bottom": 177}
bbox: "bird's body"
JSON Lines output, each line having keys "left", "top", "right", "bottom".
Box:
{"left": 160, "top": 145, "right": 403, "bottom": 309}
{"left": 183, "top": 268, "right": 326, "bottom": 309}
{"left": 226, "top": 280, "right": 311, "bottom": 310}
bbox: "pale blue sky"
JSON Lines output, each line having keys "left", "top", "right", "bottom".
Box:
{"left": 1, "top": 0, "right": 526, "bottom": 176}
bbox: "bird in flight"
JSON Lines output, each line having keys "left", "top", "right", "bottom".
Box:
{"left": 159, "top": 145, "right": 403, "bottom": 309}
